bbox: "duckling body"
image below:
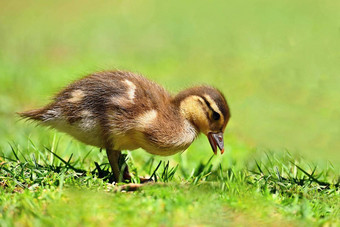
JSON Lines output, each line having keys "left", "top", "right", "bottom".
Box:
{"left": 20, "top": 71, "right": 230, "bottom": 182}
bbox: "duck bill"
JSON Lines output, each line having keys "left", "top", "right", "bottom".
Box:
{"left": 207, "top": 132, "right": 224, "bottom": 155}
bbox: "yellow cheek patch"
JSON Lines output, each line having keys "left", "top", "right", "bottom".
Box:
{"left": 68, "top": 89, "right": 85, "bottom": 103}
{"left": 180, "top": 96, "right": 210, "bottom": 134}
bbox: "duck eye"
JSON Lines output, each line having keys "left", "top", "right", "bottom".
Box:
{"left": 212, "top": 112, "right": 220, "bottom": 121}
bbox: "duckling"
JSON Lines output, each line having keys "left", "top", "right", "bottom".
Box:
{"left": 19, "top": 71, "right": 230, "bottom": 182}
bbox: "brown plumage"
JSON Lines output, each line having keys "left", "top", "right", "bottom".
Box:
{"left": 19, "top": 71, "right": 231, "bottom": 182}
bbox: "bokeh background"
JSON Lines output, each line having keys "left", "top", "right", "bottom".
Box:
{"left": 1, "top": 0, "right": 339, "bottom": 166}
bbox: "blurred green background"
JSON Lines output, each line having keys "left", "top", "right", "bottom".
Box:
{"left": 0, "top": 0, "right": 339, "bottom": 165}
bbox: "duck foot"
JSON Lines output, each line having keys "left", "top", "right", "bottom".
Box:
{"left": 123, "top": 166, "right": 153, "bottom": 183}
{"left": 115, "top": 183, "right": 144, "bottom": 192}
{"left": 114, "top": 182, "right": 164, "bottom": 192}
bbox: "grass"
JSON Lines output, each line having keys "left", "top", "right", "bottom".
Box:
{"left": 1, "top": 0, "right": 339, "bottom": 226}
{"left": 0, "top": 137, "right": 339, "bottom": 226}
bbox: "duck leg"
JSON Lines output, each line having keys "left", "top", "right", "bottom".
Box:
{"left": 106, "top": 148, "right": 123, "bottom": 182}
{"left": 122, "top": 165, "right": 152, "bottom": 183}
{"left": 106, "top": 148, "right": 152, "bottom": 183}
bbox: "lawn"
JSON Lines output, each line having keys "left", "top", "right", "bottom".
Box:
{"left": 0, "top": 0, "right": 339, "bottom": 226}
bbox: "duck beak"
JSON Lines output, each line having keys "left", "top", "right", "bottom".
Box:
{"left": 207, "top": 132, "right": 224, "bottom": 155}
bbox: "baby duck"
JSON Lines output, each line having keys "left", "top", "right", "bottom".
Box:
{"left": 19, "top": 71, "right": 230, "bottom": 182}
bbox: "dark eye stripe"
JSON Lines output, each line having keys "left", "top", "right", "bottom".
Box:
{"left": 201, "top": 96, "right": 222, "bottom": 121}
{"left": 201, "top": 97, "right": 212, "bottom": 109}
{"left": 201, "top": 96, "right": 219, "bottom": 113}
{"left": 198, "top": 98, "right": 210, "bottom": 119}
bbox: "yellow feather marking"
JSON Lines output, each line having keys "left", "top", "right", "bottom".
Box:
{"left": 136, "top": 109, "right": 158, "bottom": 129}
{"left": 123, "top": 79, "right": 136, "bottom": 103}
{"left": 110, "top": 110, "right": 158, "bottom": 150}
{"left": 81, "top": 110, "right": 92, "bottom": 117}
{"left": 68, "top": 89, "right": 85, "bottom": 103}
{"left": 111, "top": 80, "right": 136, "bottom": 106}
{"left": 180, "top": 96, "right": 210, "bottom": 134}
{"left": 111, "top": 96, "right": 126, "bottom": 106}
{"left": 112, "top": 133, "right": 141, "bottom": 151}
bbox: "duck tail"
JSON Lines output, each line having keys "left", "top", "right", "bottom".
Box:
{"left": 17, "top": 108, "right": 46, "bottom": 121}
